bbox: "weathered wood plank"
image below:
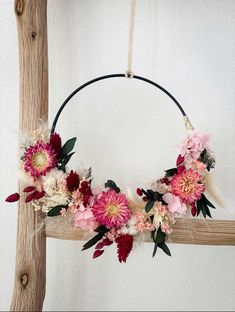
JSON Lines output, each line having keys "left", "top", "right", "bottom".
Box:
{"left": 45, "top": 217, "right": 235, "bottom": 246}
{"left": 11, "top": 1, "right": 48, "bottom": 311}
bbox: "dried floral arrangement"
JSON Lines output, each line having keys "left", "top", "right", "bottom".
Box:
{"left": 6, "top": 125, "right": 218, "bottom": 262}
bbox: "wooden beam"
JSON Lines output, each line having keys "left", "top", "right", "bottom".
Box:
{"left": 45, "top": 217, "right": 235, "bottom": 246}
{"left": 11, "top": 1, "right": 48, "bottom": 311}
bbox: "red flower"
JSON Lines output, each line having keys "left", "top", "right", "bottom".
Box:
{"left": 66, "top": 170, "right": 80, "bottom": 192}
{"left": 50, "top": 133, "right": 62, "bottom": 159}
{"left": 116, "top": 234, "right": 133, "bottom": 263}
{"left": 79, "top": 180, "right": 92, "bottom": 206}
{"left": 5, "top": 193, "right": 20, "bottom": 202}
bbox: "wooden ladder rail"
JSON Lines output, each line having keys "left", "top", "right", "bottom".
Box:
{"left": 11, "top": 0, "right": 48, "bottom": 311}
{"left": 10, "top": 0, "right": 235, "bottom": 311}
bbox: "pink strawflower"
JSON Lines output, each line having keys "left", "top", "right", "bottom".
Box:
{"left": 162, "top": 193, "right": 187, "bottom": 215}
{"left": 92, "top": 189, "right": 131, "bottom": 228}
{"left": 170, "top": 169, "right": 205, "bottom": 204}
{"left": 181, "top": 130, "right": 210, "bottom": 163}
{"left": 75, "top": 204, "right": 98, "bottom": 231}
{"left": 24, "top": 141, "right": 57, "bottom": 178}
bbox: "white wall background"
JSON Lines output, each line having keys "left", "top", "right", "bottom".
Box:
{"left": 1, "top": 0, "right": 235, "bottom": 311}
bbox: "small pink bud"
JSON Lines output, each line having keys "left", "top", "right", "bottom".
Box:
{"left": 136, "top": 188, "right": 143, "bottom": 196}
{"left": 23, "top": 186, "right": 35, "bottom": 193}
{"left": 143, "top": 196, "right": 148, "bottom": 202}
{"left": 177, "top": 165, "right": 185, "bottom": 174}
{"left": 93, "top": 249, "right": 104, "bottom": 259}
{"left": 5, "top": 193, "right": 20, "bottom": 202}
{"left": 176, "top": 155, "right": 184, "bottom": 166}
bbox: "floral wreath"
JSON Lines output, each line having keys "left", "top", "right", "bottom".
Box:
{"left": 6, "top": 75, "right": 217, "bottom": 263}
{"left": 6, "top": 126, "right": 216, "bottom": 262}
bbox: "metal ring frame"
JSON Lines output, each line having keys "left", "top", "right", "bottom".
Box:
{"left": 51, "top": 73, "right": 187, "bottom": 135}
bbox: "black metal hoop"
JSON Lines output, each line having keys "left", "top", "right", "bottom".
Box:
{"left": 51, "top": 73, "right": 187, "bottom": 135}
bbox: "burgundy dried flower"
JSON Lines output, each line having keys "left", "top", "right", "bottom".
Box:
{"left": 23, "top": 186, "right": 35, "bottom": 193}
{"left": 116, "top": 234, "right": 134, "bottom": 263}
{"left": 176, "top": 154, "right": 184, "bottom": 166}
{"left": 191, "top": 203, "right": 197, "bottom": 217}
{"left": 66, "top": 170, "right": 80, "bottom": 192}
{"left": 177, "top": 165, "right": 185, "bottom": 174}
{"left": 50, "top": 133, "right": 62, "bottom": 159}
{"left": 93, "top": 249, "right": 104, "bottom": 259}
{"left": 34, "top": 190, "right": 45, "bottom": 200}
{"left": 5, "top": 193, "right": 20, "bottom": 203}
{"left": 136, "top": 188, "right": 143, "bottom": 196}
{"left": 25, "top": 191, "right": 38, "bottom": 203}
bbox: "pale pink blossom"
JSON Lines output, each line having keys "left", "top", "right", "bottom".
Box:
{"left": 191, "top": 160, "right": 207, "bottom": 172}
{"left": 75, "top": 204, "right": 98, "bottom": 231}
{"left": 181, "top": 130, "right": 210, "bottom": 163}
{"left": 161, "top": 223, "right": 173, "bottom": 234}
{"left": 162, "top": 193, "right": 187, "bottom": 215}
{"left": 60, "top": 208, "right": 67, "bottom": 217}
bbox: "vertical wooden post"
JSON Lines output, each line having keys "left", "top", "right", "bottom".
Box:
{"left": 11, "top": 0, "right": 48, "bottom": 311}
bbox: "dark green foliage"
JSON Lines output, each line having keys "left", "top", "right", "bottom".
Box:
{"left": 105, "top": 180, "right": 121, "bottom": 193}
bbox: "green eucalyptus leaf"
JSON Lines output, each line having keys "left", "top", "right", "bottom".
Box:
{"left": 154, "top": 228, "right": 166, "bottom": 244}
{"left": 196, "top": 200, "right": 201, "bottom": 216}
{"left": 146, "top": 189, "right": 154, "bottom": 200}
{"left": 95, "top": 225, "right": 109, "bottom": 234}
{"left": 165, "top": 168, "right": 178, "bottom": 177}
{"left": 145, "top": 200, "right": 155, "bottom": 213}
{"left": 152, "top": 243, "right": 158, "bottom": 258}
{"left": 201, "top": 194, "right": 216, "bottom": 209}
{"left": 62, "top": 152, "right": 75, "bottom": 165}
{"left": 47, "top": 205, "right": 68, "bottom": 217}
{"left": 61, "top": 137, "right": 77, "bottom": 156}
{"left": 200, "top": 200, "right": 207, "bottom": 218}
{"left": 82, "top": 233, "right": 104, "bottom": 251}
{"left": 153, "top": 192, "right": 160, "bottom": 201}
{"left": 104, "top": 180, "right": 121, "bottom": 193}
{"left": 205, "top": 205, "right": 212, "bottom": 218}
{"left": 158, "top": 242, "right": 171, "bottom": 257}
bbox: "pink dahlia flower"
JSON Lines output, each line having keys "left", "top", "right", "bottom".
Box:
{"left": 24, "top": 141, "right": 57, "bottom": 178}
{"left": 92, "top": 189, "right": 131, "bottom": 228}
{"left": 181, "top": 130, "right": 210, "bottom": 163}
{"left": 162, "top": 193, "right": 187, "bottom": 215}
{"left": 170, "top": 169, "right": 205, "bottom": 204}
{"left": 75, "top": 204, "right": 98, "bottom": 231}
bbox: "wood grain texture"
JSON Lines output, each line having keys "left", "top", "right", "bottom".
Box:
{"left": 11, "top": 0, "right": 48, "bottom": 311}
{"left": 45, "top": 217, "right": 235, "bottom": 246}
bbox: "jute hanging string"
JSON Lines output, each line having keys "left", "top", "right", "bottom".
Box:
{"left": 5, "top": 0, "right": 224, "bottom": 263}
{"left": 126, "top": 0, "right": 136, "bottom": 78}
